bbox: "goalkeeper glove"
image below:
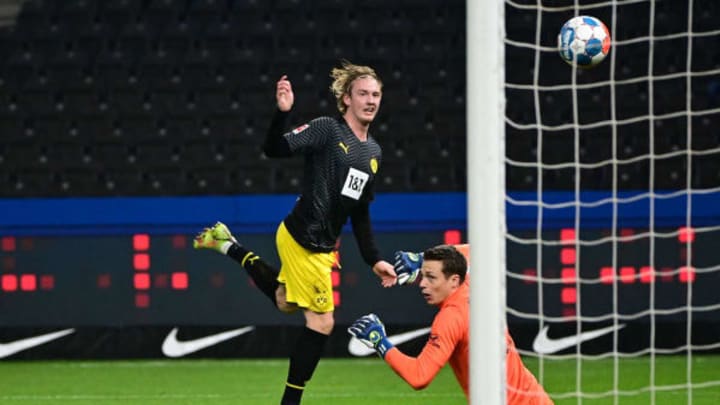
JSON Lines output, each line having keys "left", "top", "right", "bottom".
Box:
{"left": 347, "top": 313, "right": 394, "bottom": 358}
{"left": 393, "top": 250, "right": 423, "bottom": 285}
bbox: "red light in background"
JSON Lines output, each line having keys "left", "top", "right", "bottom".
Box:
{"left": 620, "top": 267, "right": 636, "bottom": 283}
{"left": 333, "top": 290, "right": 341, "bottom": 307}
{"left": 522, "top": 268, "right": 537, "bottom": 284}
{"left": 1, "top": 237, "right": 16, "bottom": 251}
{"left": 40, "top": 274, "right": 55, "bottom": 290}
{"left": 133, "top": 253, "right": 150, "bottom": 270}
{"left": 2, "top": 274, "right": 17, "bottom": 291}
{"left": 660, "top": 267, "right": 674, "bottom": 282}
{"left": 172, "top": 235, "right": 187, "bottom": 249}
{"left": 679, "top": 266, "right": 696, "bottom": 283}
{"left": 561, "top": 268, "right": 576, "bottom": 284}
{"left": 171, "top": 272, "right": 188, "bottom": 289}
{"left": 600, "top": 267, "right": 614, "bottom": 284}
{"left": 133, "top": 234, "right": 150, "bottom": 251}
{"left": 562, "top": 307, "right": 576, "bottom": 318}
{"left": 560, "top": 229, "right": 575, "bottom": 244}
{"left": 331, "top": 271, "right": 340, "bottom": 287}
{"left": 678, "top": 227, "right": 695, "bottom": 243}
{"left": 134, "top": 273, "right": 151, "bottom": 290}
{"left": 154, "top": 273, "right": 169, "bottom": 288}
{"left": 210, "top": 273, "right": 225, "bottom": 288}
{"left": 561, "top": 287, "right": 576, "bottom": 304}
{"left": 40, "top": 275, "right": 54, "bottom": 290}
{"left": 135, "top": 293, "right": 150, "bottom": 308}
{"left": 97, "top": 274, "right": 111, "bottom": 289}
{"left": 20, "top": 238, "right": 34, "bottom": 250}
{"left": 20, "top": 274, "right": 36, "bottom": 291}
{"left": 444, "top": 230, "right": 461, "bottom": 245}
{"left": 640, "top": 266, "right": 655, "bottom": 283}
{"left": 620, "top": 228, "right": 635, "bottom": 237}
{"left": 2, "top": 256, "right": 15, "bottom": 270}
{"left": 561, "top": 248, "right": 576, "bottom": 265}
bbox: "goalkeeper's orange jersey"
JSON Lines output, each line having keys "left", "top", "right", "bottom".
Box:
{"left": 385, "top": 277, "right": 470, "bottom": 395}
{"left": 385, "top": 244, "right": 552, "bottom": 403}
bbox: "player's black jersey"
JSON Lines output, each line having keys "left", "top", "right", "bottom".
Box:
{"left": 281, "top": 116, "right": 382, "bottom": 253}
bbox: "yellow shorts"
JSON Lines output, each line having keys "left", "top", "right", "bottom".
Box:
{"left": 276, "top": 222, "right": 337, "bottom": 313}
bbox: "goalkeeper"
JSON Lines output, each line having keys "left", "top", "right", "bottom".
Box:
{"left": 348, "top": 244, "right": 552, "bottom": 404}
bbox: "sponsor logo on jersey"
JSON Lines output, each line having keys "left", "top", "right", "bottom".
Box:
{"left": 338, "top": 142, "right": 349, "bottom": 154}
{"left": 292, "top": 124, "right": 309, "bottom": 134}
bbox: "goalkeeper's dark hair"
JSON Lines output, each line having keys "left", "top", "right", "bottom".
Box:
{"left": 423, "top": 245, "right": 467, "bottom": 283}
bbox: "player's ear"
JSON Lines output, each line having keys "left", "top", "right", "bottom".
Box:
{"left": 342, "top": 92, "right": 351, "bottom": 107}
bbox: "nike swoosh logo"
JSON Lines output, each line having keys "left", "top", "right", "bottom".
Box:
{"left": 0, "top": 329, "right": 75, "bottom": 359}
{"left": 162, "top": 326, "right": 255, "bottom": 358}
{"left": 532, "top": 324, "right": 626, "bottom": 354}
{"left": 348, "top": 327, "right": 432, "bottom": 357}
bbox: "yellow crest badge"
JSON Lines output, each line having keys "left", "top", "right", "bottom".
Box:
{"left": 370, "top": 158, "right": 378, "bottom": 174}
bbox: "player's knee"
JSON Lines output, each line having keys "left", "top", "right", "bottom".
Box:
{"left": 275, "top": 290, "right": 297, "bottom": 313}
{"left": 277, "top": 302, "right": 297, "bottom": 313}
{"left": 306, "top": 313, "right": 334, "bottom": 335}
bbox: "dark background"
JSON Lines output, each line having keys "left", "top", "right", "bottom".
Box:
{"left": 0, "top": 0, "right": 719, "bottom": 357}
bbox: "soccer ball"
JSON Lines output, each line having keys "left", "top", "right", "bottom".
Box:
{"left": 557, "top": 15, "right": 611, "bottom": 68}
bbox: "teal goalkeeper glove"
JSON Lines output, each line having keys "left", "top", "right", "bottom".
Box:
{"left": 347, "top": 313, "right": 394, "bottom": 358}
{"left": 393, "top": 250, "right": 423, "bottom": 285}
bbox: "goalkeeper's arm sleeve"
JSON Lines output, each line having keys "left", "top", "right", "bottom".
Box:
{"left": 384, "top": 310, "right": 461, "bottom": 390}
{"left": 262, "top": 109, "right": 292, "bottom": 157}
{"left": 350, "top": 203, "right": 382, "bottom": 267}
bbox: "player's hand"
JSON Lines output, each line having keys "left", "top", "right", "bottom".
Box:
{"left": 347, "top": 313, "right": 394, "bottom": 358}
{"left": 394, "top": 250, "right": 423, "bottom": 285}
{"left": 276, "top": 75, "right": 294, "bottom": 112}
{"left": 372, "top": 260, "right": 397, "bottom": 288}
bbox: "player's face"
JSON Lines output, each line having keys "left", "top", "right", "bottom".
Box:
{"left": 343, "top": 76, "right": 382, "bottom": 125}
{"left": 419, "top": 260, "right": 461, "bottom": 306}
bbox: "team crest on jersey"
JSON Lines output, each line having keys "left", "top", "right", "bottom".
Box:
{"left": 370, "top": 158, "right": 378, "bottom": 174}
{"left": 292, "top": 124, "right": 309, "bottom": 134}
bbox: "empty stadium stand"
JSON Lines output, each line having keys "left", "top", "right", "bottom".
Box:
{"left": 0, "top": 0, "right": 716, "bottom": 196}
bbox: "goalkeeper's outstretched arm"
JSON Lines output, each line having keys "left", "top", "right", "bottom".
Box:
{"left": 348, "top": 312, "right": 456, "bottom": 391}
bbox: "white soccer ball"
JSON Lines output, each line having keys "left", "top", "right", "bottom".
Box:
{"left": 557, "top": 15, "right": 611, "bottom": 68}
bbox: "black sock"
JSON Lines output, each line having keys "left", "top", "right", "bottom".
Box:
{"left": 281, "top": 327, "right": 329, "bottom": 405}
{"left": 226, "top": 244, "right": 279, "bottom": 305}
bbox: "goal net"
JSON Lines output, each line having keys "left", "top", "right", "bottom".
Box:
{"left": 501, "top": 0, "right": 720, "bottom": 403}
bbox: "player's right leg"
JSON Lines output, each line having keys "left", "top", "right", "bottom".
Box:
{"left": 194, "top": 221, "right": 280, "bottom": 306}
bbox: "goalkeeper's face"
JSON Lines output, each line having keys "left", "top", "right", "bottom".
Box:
{"left": 419, "top": 260, "right": 462, "bottom": 306}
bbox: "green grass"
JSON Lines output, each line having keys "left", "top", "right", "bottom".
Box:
{"left": 524, "top": 356, "right": 720, "bottom": 405}
{"left": 0, "top": 356, "right": 718, "bottom": 404}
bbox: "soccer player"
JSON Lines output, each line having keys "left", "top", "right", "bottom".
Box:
{"left": 348, "top": 244, "right": 553, "bottom": 404}
{"left": 194, "top": 61, "right": 396, "bottom": 405}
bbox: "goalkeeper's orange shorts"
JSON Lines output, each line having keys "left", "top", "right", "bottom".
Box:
{"left": 275, "top": 221, "right": 336, "bottom": 313}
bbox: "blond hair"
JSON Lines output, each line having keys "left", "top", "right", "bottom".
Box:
{"left": 329, "top": 60, "right": 383, "bottom": 114}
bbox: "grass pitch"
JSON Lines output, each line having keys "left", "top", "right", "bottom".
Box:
{"left": 0, "top": 356, "right": 718, "bottom": 404}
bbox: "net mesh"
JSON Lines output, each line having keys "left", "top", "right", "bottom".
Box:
{"left": 503, "top": 0, "right": 720, "bottom": 402}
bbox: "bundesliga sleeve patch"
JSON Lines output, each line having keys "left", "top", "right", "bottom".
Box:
{"left": 292, "top": 124, "right": 309, "bottom": 134}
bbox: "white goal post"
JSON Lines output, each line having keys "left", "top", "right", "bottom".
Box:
{"left": 468, "top": 1, "right": 506, "bottom": 404}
